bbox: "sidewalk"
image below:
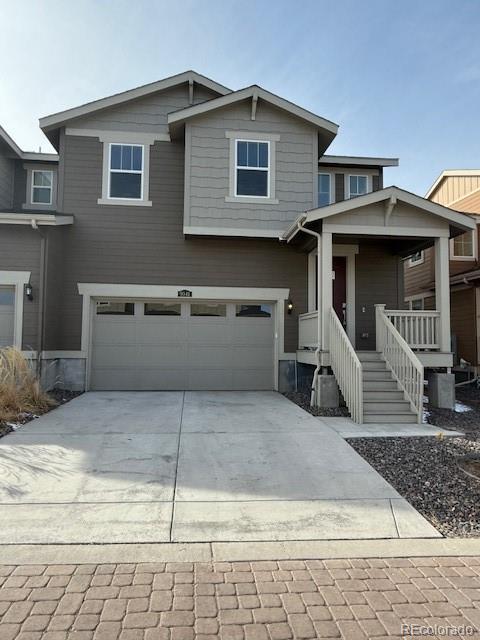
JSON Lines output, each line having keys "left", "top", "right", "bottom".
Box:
{"left": 1, "top": 555, "right": 479, "bottom": 639}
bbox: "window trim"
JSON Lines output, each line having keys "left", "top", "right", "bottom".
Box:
{"left": 345, "top": 174, "right": 372, "bottom": 199}
{"left": 225, "top": 131, "right": 279, "bottom": 204}
{"left": 408, "top": 298, "right": 425, "bottom": 311}
{"left": 107, "top": 143, "right": 144, "bottom": 202}
{"left": 407, "top": 251, "right": 424, "bottom": 268}
{"left": 450, "top": 229, "right": 477, "bottom": 261}
{"left": 318, "top": 172, "right": 333, "bottom": 207}
{"left": 23, "top": 164, "right": 57, "bottom": 211}
{"left": 234, "top": 139, "right": 270, "bottom": 199}
{"left": 97, "top": 133, "right": 153, "bottom": 207}
{"left": 31, "top": 169, "right": 53, "bottom": 205}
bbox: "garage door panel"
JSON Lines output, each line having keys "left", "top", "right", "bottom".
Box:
{"left": 91, "top": 299, "right": 275, "bottom": 391}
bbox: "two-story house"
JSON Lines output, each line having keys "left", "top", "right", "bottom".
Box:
{"left": 405, "top": 170, "right": 480, "bottom": 373}
{"left": 0, "top": 71, "right": 475, "bottom": 423}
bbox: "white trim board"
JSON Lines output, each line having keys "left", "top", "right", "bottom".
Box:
{"left": 0, "top": 271, "right": 31, "bottom": 349}
{"left": 183, "top": 225, "right": 283, "bottom": 239}
{"left": 0, "top": 213, "right": 73, "bottom": 226}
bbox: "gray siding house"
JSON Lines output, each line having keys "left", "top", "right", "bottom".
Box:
{"left": 0, "top": 71, "right": 474, "bottom": 423}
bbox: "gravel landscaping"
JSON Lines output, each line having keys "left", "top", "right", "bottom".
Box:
{"left": 349, "top": 384, "right": 480, "bottom": 538}
{"left": 0, "top": 389, "right": 82, "bottom": 440}
{"left": 283, "top": 391, "right": 349, "bottom": 418}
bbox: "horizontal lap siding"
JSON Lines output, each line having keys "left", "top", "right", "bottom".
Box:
{"left": 60, "top": 135, "right": 306, "bottom": 352}
{"left": 0, "top": 227, "right": 40, "bottom": 349}
{"left": 451, "top": 288, "right": 476, "bottom": 365}
{"left": 188, "top": 101, "right": 315, "bottom": 231}
{"left": 404, "top": 247, "right": 435, "bottom": 297}
{"left": 0, "top": 155, "right": 14, "bottom": 210}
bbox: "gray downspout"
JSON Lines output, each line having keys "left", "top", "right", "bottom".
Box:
{"left": 31, "top": 221, "right": 48, "bottom": 379}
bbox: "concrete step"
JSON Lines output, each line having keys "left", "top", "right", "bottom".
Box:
{"left": 363, "top": 379, "right": 399, "bottom": 391}
{"left": 363, "top": 370, "right": 393, "bottom": 381}
{"left": 364, "top": 401, "right": 412, "bottom": 413}
{"left": 361, "top": 361, "right": 389, "bottom": 371}
{"left": 363, "top": 390, "right": 405, "bottom": 401}
{"left": 356, "top": 351, "right": 383, "bottom": 362}
{"left": 363, "top": 413, "right": 418, "bottom": 424}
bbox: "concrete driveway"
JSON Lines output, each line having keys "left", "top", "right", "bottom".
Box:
{"left": 0, "top": 391, "right": 440, "bottom": 544}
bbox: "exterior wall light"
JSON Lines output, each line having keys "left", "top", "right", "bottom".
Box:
{"left": 25, "top": 283, "right": 33, "bottom": 301}
{"left": 287, "top": 299, "right": 293, "bottom": 314}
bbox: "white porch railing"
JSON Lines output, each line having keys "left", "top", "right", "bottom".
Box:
{"left": 376, "top": 305, "right": 424, "bottom": 423}
{"left": 329, "top": 308, "right": 363, "bottom": 423}
{"left": 385, "top": 310, "right": 440, "bottom": 350}
{"left": 298, "top": 311, "right": 318, "bottom": 349}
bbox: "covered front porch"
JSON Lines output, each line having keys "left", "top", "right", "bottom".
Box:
{"left": 283, "top": 187, "right": 476, "bottom": 423}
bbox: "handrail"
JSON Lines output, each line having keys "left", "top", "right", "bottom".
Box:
{"left": 328, "top": 308, "right": 363, "bottom": 423}
{"left": 376, "top": 305, "right": 424, "bottom": 423}
{"left": 384, "top": 310, "right": 440, "bottom": 350}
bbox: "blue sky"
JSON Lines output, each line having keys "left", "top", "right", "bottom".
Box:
{"left": 1, "top": 0, "right": 479, "bottom": 195}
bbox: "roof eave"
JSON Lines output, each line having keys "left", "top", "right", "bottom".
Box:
{"left": 319, "top": 155, "right": 399, "bottom": 168}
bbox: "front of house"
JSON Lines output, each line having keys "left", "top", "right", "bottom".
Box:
{"left": 0, "top": 71, "right": 475, "bottom": 423}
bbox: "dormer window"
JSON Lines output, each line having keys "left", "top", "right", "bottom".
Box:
{"left": 32, "top": 170, "right": 53, "bottom": 205}
{"left": 235, "top": 140, "right": 269, "bottom": 197}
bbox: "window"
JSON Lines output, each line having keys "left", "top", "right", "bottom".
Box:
{"left": 348, "top": 175, "right": 369, "bottom": 199}
{"left": 235, "top": 140, "right": 269, "bottom": 197}
{"left": 408, "top": 251, "right": 424, "bottom": 267}
{"left": 0, "top": 287, "right": 14, "bottom": 306}
{"left": 96, "top": 301, "right": 135, "bottom": 315}
{"left": 410, "top": 298, "right": 424, "bottom": 311}
{"left": 318, "top": 174, "right": 332, "bottom": 207}
{"left": 32, "top": 170, "right": 53, "bottom": 204}
{"left": 109, "top": 144, "right": 143, "bottom": 199}
{"left": 190, "top": 303, "right": 226, "bottom": 317}
{"left": 236, "top": 304, "right": 272, "bottom": 318}
{"left": 144, "top": 302, "right": 181, "bottom": 316}
{"left": 452, "top": 231, "right": 475, "bottom": 259}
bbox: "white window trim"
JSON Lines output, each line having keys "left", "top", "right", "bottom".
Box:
{"left": 23, "top": 163, "right": 57, "bottom": 211}
{"left": 450, "top": 230, "right": 477, "bottom": 261}
{"left": 107, "top": 143, "right": 144, "bottom": 202}
{"left": 0, "top": 271, "right": 30, "bottom": 349}
{"left": 408, "top": 298, "right": 425, "bottom": 310}
{"left": 407, "top": 251, "right": 425, "bottom": 267}
{"left": 345, "top": 174, "right": 372, "bottom": 199}
{"left": 234, "top": 139, "right": 270, "bottom": 199}
{"left": 31, "top": 170, "right": 53, "bottom": 205}
{"left": 97, "top": 132, "right": 153, "bottom": 207}
{"left": 318, "top": 172, "right": 334, "bottom": 207}
{"left": 225, "top": 131, "right": 279, "bottom": 204}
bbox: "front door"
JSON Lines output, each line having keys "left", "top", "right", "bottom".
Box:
{"left": 333, "top": 256, "right": 347, "bottom": 328}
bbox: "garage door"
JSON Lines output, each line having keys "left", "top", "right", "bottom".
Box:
{"left": 90, "top": 300, "right": 275, "bottom": 390}
{"left": 0, "top": 286, "right": 15, "bottom": 347}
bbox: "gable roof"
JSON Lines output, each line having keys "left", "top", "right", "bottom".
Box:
{"left": 39, "top": 70, "right": 232, "bottom": 133}
{"left": 0, "top": 125, "right": 58, "bottom": 162}
{"left": 0, "top": 125, "right": 23, "bottom": 157}
{"left": 425, "top": 169, "right": 480, "bottom": 199}
{"left": 283, "top": 185, "right": 476, "bottom": 242}
{"left": 167, "top": 85, "right": 339, "bottom": 149}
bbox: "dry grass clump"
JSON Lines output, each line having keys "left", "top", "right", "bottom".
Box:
{"left": 0, "top": 347, "right": 57, "bottom": 424}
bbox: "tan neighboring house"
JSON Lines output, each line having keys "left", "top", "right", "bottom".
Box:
{"left": 405, "top": 170, "right": 480, "bottom": 373}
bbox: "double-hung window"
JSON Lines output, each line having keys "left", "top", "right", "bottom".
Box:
{"left": 235, "top": 140, "right": 269, "bottom": 197}
{"left": 452, "top": 231, "right": 476, "bottom": 259}
{"left": 318, "top": 174, "right": 332, "bottom": 207}
{"left": 408, "top": 251, "right": 424, "bottom": 267}
{"left": 348, "top": 175, "right": 369, "bottom": 199}
{"left": 32, "top": 170, "right": 53, "bottom": 205}
{"left": 109, "top": 144, "right": 143, "bottom": 200}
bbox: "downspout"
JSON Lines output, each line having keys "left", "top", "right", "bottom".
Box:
{"left": 295, "top": 219, "right": 322, "bottom": 407}
{"left": 31, "top": 220, "right": 48, "bottom": 379}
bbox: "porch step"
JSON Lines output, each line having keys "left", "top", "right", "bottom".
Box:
{"left": 356, "top": 351, "right": 384, "bottom": 362}
{"left": 363, "top": 390, "right": 404, "bottom": 401}
{"left": 363, "top": 412, "right": 418, "bottom": 424}
{"left": 363, "top": 370, "right": 394, "bottom": 381}
{"left": 363, "top": 379, "right": 399, "bottom": 391}
{"left": 361, "top": 361, "right": 389, "bottom": 371}
{"left": 363, "top": 401, "right": 412, "bottom": 413}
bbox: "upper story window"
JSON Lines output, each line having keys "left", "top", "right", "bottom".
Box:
{"left": 347, "top": 175, "right": 369, "bottom": 199}
{"left": 451, "top": 230, "right": 476, "bottom": 260}
{"left": 109, "top": 144, "right": 143, "bottom": 200}
{"left": 235, "top": 140, "right": 269, "bottom": 197}
{"left": 408, "top": 251, "right": 424, "bottom": 267}
{"left": 32, "top": 170, "right": 53, "bottom": 205}
{"left": 318, "top": 174, "right": 332, "bottom": 207}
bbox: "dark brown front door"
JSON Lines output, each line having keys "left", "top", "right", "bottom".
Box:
{"left": 333, "top": 256, "right": 347, "bottom": 327}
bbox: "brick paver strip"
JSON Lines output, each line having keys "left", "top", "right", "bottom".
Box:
{"left": 0, "top": 557, "right": 479, "bottom": 638}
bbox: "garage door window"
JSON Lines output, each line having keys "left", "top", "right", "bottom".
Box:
{"left": 96, "top": 302, "right": 135, "bottom": 315}
{"left": 236, "top": 304, "right": 272, "bottom": 317}
{"left": 144, "top": 302, "right": 181, "bottom": 316}
{"left": 190, "top": 303, "right": 226, "bottom": 317}
{"left": 0, "top": 288, "right": 15, "bottom": 306}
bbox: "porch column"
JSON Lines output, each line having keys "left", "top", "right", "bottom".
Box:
{"left": 435, "top": 236, "right": 451, "bottom": 353}
{"left": 320, "top": 231, "right": 333, "bottom": 351}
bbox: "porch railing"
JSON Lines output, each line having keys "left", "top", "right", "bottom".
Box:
{"left": 298, "top": 311, "right": 318, "bottom": 349}
{"left": 385, "top": 310, "right": 440, "bottom": 350}
{"left": 376, "top": 305, "right": 423, "bottom": 423}
{"left": 329, "top": 308, "right": 363, "bottom": 423}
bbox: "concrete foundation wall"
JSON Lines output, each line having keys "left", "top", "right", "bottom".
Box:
{"left": 40, "top": 358, "right": 86, "bottom": 392}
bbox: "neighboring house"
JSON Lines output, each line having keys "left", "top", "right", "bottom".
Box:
{"left": 405, "top": 170, "right": 480, "bottom": 372}
{"left": 0, "top": 70, "right": 475, "bottom": 423}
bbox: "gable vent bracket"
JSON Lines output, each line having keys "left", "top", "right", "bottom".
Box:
{"left": 251, "top": 90, "right": 258, "bottom": 121}
{"left": 188, "top": 79, "right": 194, "bottom": 105}
{"left": 384, "top": 194, "right": 397, "bottom": 226}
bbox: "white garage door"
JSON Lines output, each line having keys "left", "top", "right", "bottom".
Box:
{"left": 0, "top": 286, "right": 15, "bottom": 347}
{"left": 90, "top": 300, "right": 275, "bottom": 390}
